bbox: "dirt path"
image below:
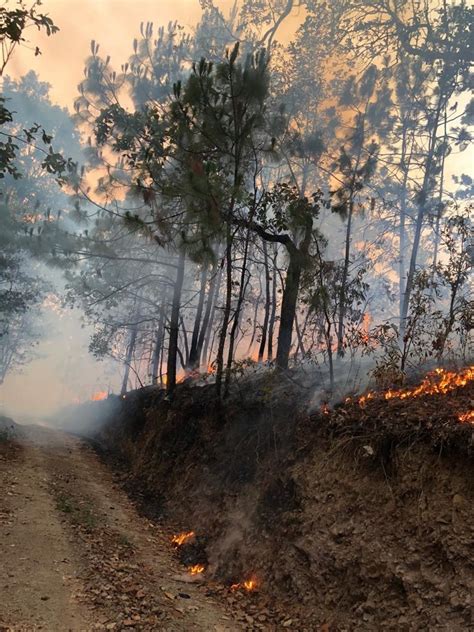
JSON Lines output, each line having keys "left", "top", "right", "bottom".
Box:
{"left": 0, "top": 425, "right": 242, "bottom": 632}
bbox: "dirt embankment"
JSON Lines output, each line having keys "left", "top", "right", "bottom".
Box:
{"left": 79, "top": 372, "right": 474, "bottom": 631}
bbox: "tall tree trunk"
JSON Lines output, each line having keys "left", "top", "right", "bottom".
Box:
{"left": 401, "top": 95, "right": 444, "bottom": 329}
{"left": 432, "top": 110, "right": 448, "bottom": 272}
{"left": 294, "top": 312, "right": 305, "bottom": 359}
{"left": 267, "top": 245, "right": 278, "bottom": 361}
{"left": 151, "top": 287, "right": 167, "bottom": 385}
{"left": 276, "top": 252, "right": 302, "bottom": 370}
{"left": 246, "top": 276, "right": 262, "bottom": 357}
{"left": 179, "top": 314, "right": 189, "bottom": 368}
{"left": 224, "top": 228, "right": 252, "bottom": 396}
{"left": 215, "top": 225, "right": 233, "bottom": 397}
{"left": 337, "top": 199, "right": 354, "bottom": 356}
{"left": 258, "top": 239, "right": 271, "bottom": 361}
{"left": 166, "top": 250, "right": 186, "bottom": 394}
{"left": 121, "top": 322, "right": 138, "bottom": 396}
{"left": 187, "top": 265, "right": 207, "bottom": 370}
{"left": 199, "top": 267, "right": 222, "bottom": 366}
{"left": 398, "top": 125, "right": 414, "bottom": 323}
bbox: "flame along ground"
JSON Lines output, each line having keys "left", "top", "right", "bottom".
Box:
{"left": 344, "top": 366, "right": 474, "bottom": 424}
{"left": 171, "top": 531, "right": 195, "bottom": 547}
{"left": 188, "top": 564, "right": 205, "bottom": 575}
{"left": 230, "top": 578, "right": 258, "bottom": 592}
{"left": 458, "top": 410, "right": 474, "bottom": 423}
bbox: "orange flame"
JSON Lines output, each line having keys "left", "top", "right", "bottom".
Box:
{"left": 91, "top": 391, "right": 107, "bottom": 401}
{"left": 230, "top": 578, "right": 258, "bottom": 592}
{"left": 458, "top": 410, "right": 474, "bottom": 424}
{"left": 189, "top": 564, "right": 205, "bottom": 575}
{"left": 171, "top": 531, "right": 195, "bottom": 547}
{"left": 354, "top": 367, "right": 474, "bottom": 408}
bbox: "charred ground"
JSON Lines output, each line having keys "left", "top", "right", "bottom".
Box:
{"left": 61, "top": 368, "right": 474, "bottom": 631}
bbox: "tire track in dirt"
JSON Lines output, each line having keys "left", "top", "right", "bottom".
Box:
{"left": 0, "top": 425, "right": 242, "bottom": 632}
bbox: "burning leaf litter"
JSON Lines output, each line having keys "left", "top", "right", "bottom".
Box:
{"left": 171, "top": 531, "right": 195, "bottom": 547}
{"left": 458, "top": 410, "right": 474, "bottom": 424}
{"left": 348, "top": 366, "right": 474, "bottom": 411}
{"left": 188, "top": 564, "right": 205, "bottom": 575}
{"left": 230, "top": 578, "right": 258, "bottom": 592}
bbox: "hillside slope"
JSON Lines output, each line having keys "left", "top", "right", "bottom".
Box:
{"left": 76, "top": 368, "right": 473, "bottom": 630}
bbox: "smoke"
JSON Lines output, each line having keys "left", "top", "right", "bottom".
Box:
{"left": 0, "top": 278, "right": 120, "bottom": 423}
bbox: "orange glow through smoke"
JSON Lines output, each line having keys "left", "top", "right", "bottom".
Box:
{"left": 91, "top": 391, "right": 107, "bottom": 401}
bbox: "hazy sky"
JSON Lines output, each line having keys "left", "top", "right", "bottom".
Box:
{"left": 8, "top": 0, "right": 299, "bottom": 109}
{"left": 10, "top": 0, "right": 212, "bottom": 107}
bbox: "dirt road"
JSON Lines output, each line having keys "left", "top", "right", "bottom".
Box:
{"left": 0, "top": 425, "right": 242, "bottom": 632}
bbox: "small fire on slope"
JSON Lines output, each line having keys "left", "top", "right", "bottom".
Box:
{"left": 350, "top": 366, "right": 474, "bottom": 407}
{"left": 458, "top": 410, "right": 474, "bottom": 424}
{"left": 171, "top": 531, "right": 195, "bottom": 547}
{"left": 188, "top": 564, "right": 205, "bottom": 575}
{"left": 230, "top": 578, "right": 258, "bottom": 592}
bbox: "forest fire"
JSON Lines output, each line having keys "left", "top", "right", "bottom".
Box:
{"left": 171, "top": 531, "right": 195, "bottom": 547}
{"left": 188, "top": 564, "right": 205, "bottom": 575}
{"left": 230, "top": 578, "right": 258, "bottom": 592}
{"left": 91, "top": 391, "right": 108, "bottom": 401}
{"left": 458, "top": 411, "right": 474, "bottom": 424}
{"left": 353, "top": 367, "right": 474, "bottom": 407}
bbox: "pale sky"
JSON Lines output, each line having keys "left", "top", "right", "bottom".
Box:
{"left": 9, "top": 0, "right": 303, "bottom": 109}
{"left": 9, "top": 0, "right": 234, "bottom": 108}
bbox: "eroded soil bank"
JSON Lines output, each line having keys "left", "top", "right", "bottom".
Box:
{"left": 71, "top": 373, "right": 474, "bottom": 631}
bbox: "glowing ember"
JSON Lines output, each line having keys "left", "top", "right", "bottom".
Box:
{"left": 189, "top": 564, "right": 205, "bottom": 575}
{"left": 91, "top": 391, "right": 107, "bottom": 401}
{"left": 320, "top": 403, "right": 330, "bottom": 415}
{"left": 171, "top": 531, "right": 195, "bottom": 547}
{"left": 230, "top": 578, "right": 258, "bottom": 592}
{"left": 458, "top": 410, "right": 474, "bottom": 424}
{"left": 353, "top": 367, "right": 474, "bottom": 407}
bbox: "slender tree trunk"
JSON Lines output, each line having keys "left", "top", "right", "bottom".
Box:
{"left": 224, "top": 228, "right": 252, "bottom": 395}
{"left": 294, "top": 312, "right": 305, "bottom": 359}
{"left": 432, "top": 110, "right": 448, "bottom": 271}
{"left": 215, "top": 225, "right": 233, "bottom": 397}
{"left": 151, "top": 287, "right": 168, "bottom": 385}
{"left": 202, "top": 264, "right": 223, "bottom": 368}
{"left": 401, "top": 96, "right": 444, "bottom": 329}
{"left": 267, "top": 245, "right": 278, "bottom": 361}
{"left": 179, "top": 314, "right": 189, "bottom": 368}
{"left": 337, "top": 199, "right": 354, "bottom": 356}
{"left": 167, "top": 250, "right": 186, "bottom": 394}
{"left": 188, "top": 265, "right": 207, "bottom": 369}
{"left": 398, "top": 132, "right": 414, "bottom": 324}
{"left": 121, "top": 323, "right": 138, "bottom": 396}
{"left": 276, "top": 251, "right": 302, "bottom": 370}
{"left": 258, "top": 239, "right": 271, "bottom": 361}
{"left": 246, "top": 277, "right": 262, "bottom": 357}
